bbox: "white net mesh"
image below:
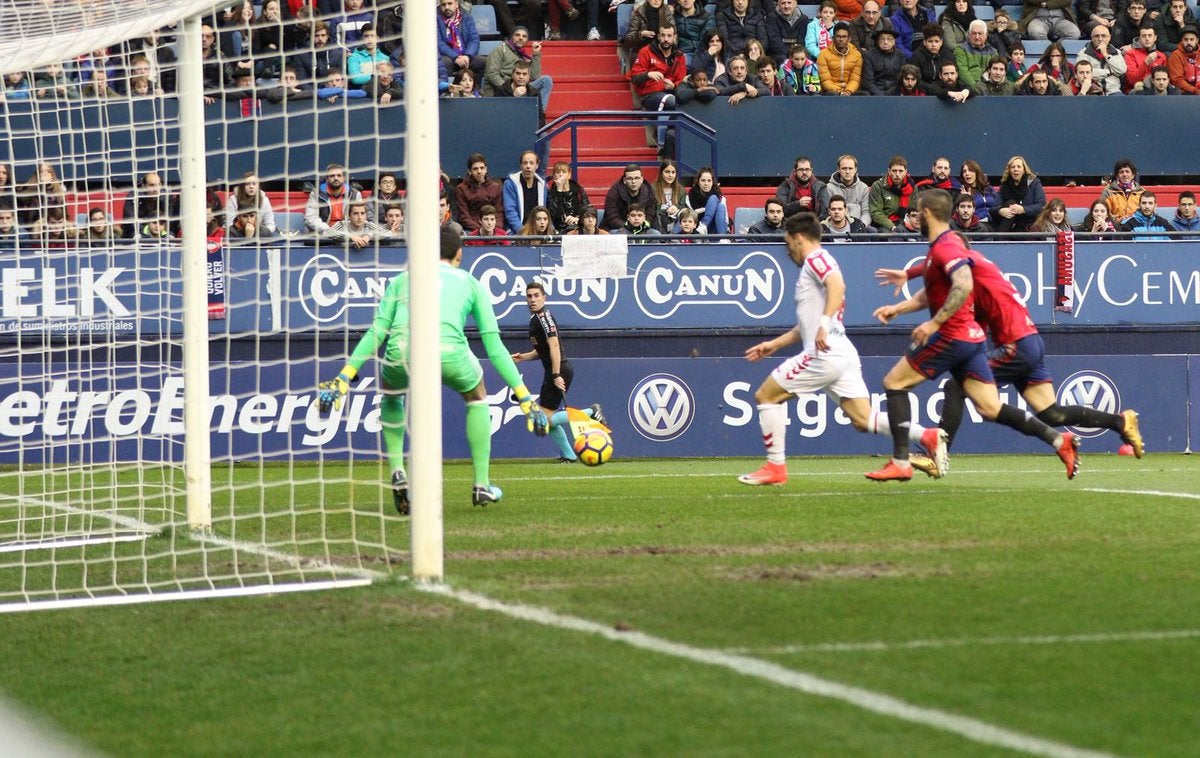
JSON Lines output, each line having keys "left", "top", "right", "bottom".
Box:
{"left": 0, "top": 1, "right": 417, "bottom": 607}
{"left": 0, "top": 1, "right": 229, "bottom": 76}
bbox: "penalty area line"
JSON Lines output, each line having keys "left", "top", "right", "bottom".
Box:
{"left": 421, "top": 584, "right": 1121, "bottom": 758}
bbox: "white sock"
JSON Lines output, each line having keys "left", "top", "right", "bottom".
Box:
{"left": 758, "top": 403, "right": 787, "bottom": 464}
{"left": 870, "top": 410, "right": 926, "bottom": 442}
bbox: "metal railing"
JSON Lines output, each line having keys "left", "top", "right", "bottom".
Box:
{"left": 534, "top": 110, "right": 719, "bottom": 177}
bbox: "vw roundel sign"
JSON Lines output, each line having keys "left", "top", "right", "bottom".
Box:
{"left": 1055, "top": 370, "right": 1121, "bottom": 438}
{"left": 628, "top": 373, "right": 695, "bottom": 442}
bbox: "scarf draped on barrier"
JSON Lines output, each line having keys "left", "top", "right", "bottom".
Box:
{"left": 1054, "top": 229, "right": 1075, "bottom": 314}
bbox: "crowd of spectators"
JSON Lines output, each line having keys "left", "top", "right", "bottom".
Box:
{"left": 4, "top": 149, "right": 1199, "bottom": 251}
{"left": 0, "top": 0, "right": 567, "bottom": 111}
{"left": 6, "top": 0, "right": 1199, "bottom": 141}
{"left": 618, "top": 0, "right": 1200, "bottom": 118}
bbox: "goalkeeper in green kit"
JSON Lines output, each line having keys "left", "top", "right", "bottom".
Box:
{"left": 317, "top": 226, "right": 549, "bottom": 514}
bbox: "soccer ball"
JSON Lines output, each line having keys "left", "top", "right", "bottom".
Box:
{"left": 573, "top": 430, "right": 613, "bottom": 467}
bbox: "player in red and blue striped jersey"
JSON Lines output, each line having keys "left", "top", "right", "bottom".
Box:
{"left": 875, "top": 239, "right": 1143, "bottom": 469}
{"left": 866, "top": 189, "right": 1081, "bottom": 482}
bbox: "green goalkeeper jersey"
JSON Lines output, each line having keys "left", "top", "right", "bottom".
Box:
{"left": 346, "top": 262, "right": 523, "bottom": 389}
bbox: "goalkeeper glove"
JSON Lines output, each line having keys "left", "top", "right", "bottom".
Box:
{"left": 317, "top": 372, "right": 352, "bottom": 414}
{"left": 515, "top": 389, "right": 550, "bottom": 437}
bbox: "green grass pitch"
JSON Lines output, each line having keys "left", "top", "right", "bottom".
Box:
{"left": 0, "top": 453, "right": 1196, "bottom": 756}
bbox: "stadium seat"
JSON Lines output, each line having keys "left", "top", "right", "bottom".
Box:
{"left": 1023, "top": 39, "right": 1050, "bottom": 58}
{"left": 1066, "top": 207, "right": 1089, "bottom": 226}
{"left": 1000, "top": 5, "right": 1022, "bottom": 20}
{"left": 933, "top": 5, "right": 947, "bottom": 19}
{"left": 799, "top": 5, "right": 819, "bottom": 17}
{"left": 705, "top": 3, "right": 716, "bottom": 16}
{"left": 472, "top": 4, "right": 500, "bottom": 38}
{"left": 478, "top": 39, "right": 502, "bottom": 56}
{"left": 276, "top": 211, "right": 307, "bottom": 234}
{"left": 974, "top": 5, "right": 995, "bottom": 20}
{"left": 1060, "top": 39, "right": 1088, "bottom": 55}
{"left": 733, "top": 206, "right": 760, "bottom": 235}
{"left": 75, "top": 213, "right": 90, "bottom": 227}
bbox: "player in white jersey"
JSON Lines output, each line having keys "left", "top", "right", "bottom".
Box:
{"left": 738, "top": 212, "right": 938, "bottom": 486}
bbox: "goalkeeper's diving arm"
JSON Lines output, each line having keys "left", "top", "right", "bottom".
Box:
{"left": 480, "top": 331, "right": 549, "bottom": 436}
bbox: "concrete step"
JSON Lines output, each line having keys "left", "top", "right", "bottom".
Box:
{"left": 546, "top": 124, "right": 647, "bottom": 150}
{"left": 549, "top": 89, "right": 634, "bottom": 115}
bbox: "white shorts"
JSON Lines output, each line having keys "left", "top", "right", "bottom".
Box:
{"left": 770, "top": 349, "right": 869, "bottom": 402}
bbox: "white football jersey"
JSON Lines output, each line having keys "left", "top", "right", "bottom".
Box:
{"left": 794, "top": 248, "right": 854, "bottom": 356}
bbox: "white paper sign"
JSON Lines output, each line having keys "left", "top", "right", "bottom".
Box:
{"left": 559, "top": 235, "right": 630, "bottom": 279}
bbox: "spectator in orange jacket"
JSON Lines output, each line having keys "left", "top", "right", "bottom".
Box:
{"left": 1167, "top": 25, "right": 1200, "bottom": 93}
{"left": 816, "top": 22, "right": 862, "bottom": 94}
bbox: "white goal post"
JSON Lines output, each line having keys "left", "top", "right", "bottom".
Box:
{"left": 0, "top": 0, "right": 448, "bottom": 608}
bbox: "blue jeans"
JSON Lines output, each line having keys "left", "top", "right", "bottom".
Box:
{"left": 532, "top": 75, "right": 554, "bottom": 117}
{"left": 699, "top": 196, "right": 729, "bottom": 234}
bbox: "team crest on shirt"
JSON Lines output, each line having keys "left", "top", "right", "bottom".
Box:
{"left": 1056, "top": 370, "right": 1121, "bottom": 438}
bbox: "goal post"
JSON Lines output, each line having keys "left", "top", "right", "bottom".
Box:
{"left": 0, "top": 0, "right": 457, "bottom": 608}
{"left": 405, "top": 0, "right": 445, "bottom": 584}
{"left": 178, "top": 12, "right": 214, "bottom": 533}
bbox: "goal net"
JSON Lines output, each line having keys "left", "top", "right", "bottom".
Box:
{"left": 0, "top": 0, "right": 440, "bottom": 609}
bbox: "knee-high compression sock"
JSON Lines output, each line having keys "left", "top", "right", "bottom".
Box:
{"left": 885, "top": 390, "right": 911, "bottom": 461}
{"left": 1037, "top": 403, "right": 1124, "bottom": 431}
{"left": 757, "top": 404, "right": 787, "bottom": 464}
{"left": 995, "top": 403, "right": 1060, "bottom": 447}
{"left": 465, "top": 400, "right": 492, "bottom": 486}
{"left": 940, "top": 378, "right": 967, "bottom": 448}
{"left": 379, "top": 393, "right": 407, "bottom": 474}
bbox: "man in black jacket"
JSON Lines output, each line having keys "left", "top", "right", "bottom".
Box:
{"left": 862, "top": 25, "right": 904, "bottom": 96}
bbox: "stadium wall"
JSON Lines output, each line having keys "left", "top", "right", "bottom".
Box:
{"left": 2, "top": 98, "right": 1197, "bottom": 184}
{"left": 677, "top": 97, "right": 1200, "bottom": 178}
{"left": 3, "top": 240, "right": 1193, "bottom": 336}
{"left": 0, "top": 99, "right": 539, "bottom": 186}
{"left": 0, "top": 355, "right": 1191, "bottom": 462}
{"left": 0, "top": 239, "right": 1194, "bottom": 460}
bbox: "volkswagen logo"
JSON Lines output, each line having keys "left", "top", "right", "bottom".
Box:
{"left": 1056, "top": 370, "right": 1121, "bottom": 438}
{"left": 628, "top": 373, "right": 695, "bottom": 442}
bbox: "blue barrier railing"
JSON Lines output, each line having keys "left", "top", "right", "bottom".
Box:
{"left": 534, "top": 110, "right": 718, "bottom": 177}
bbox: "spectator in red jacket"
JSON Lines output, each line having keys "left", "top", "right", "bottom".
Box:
{"left": 630, "top": 23, "right": 688, "bottom": 152}
{"left": 1124, "top": 25, "right": 1167, "bottom": 92}
{"left": 455, "top": 153, "right": 506, "bottom": 232}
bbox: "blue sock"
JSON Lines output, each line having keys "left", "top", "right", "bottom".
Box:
{"left": 551, "top": 408, "right": 595, "bottom": 428}
{"left": 550, "top": 424, "right": 576, "bottom": 459}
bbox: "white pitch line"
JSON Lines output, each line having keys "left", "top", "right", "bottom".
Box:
{"left": 197, "top": 533, "right": 383, "bottom": 581}
{"left": 530, "top": 489, "right": 947, "bottom": 503}
{"left": 0, "top": 578, "right": 375, "bottom": 614}
{"left": 4, "top": 495, "right": 162, "bottom": 535}
{"left": 1080, "top": 487, "right": 1200, "bottom": 501}
{"left": 467, "top": 466, "right": 1198, "bottom": 484}
{"left": 421, "top": 583, "right": 1121, "bottom": 758}
{"left": 0, "top": 533, "right": 149, "bottom": 555}
{"left": 729, "top": 629, "right": 1200, "bottom": 655}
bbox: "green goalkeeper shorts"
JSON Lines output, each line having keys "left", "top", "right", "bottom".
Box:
{"left": 379, "top": 345, "right": 483, "bottom": 396}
